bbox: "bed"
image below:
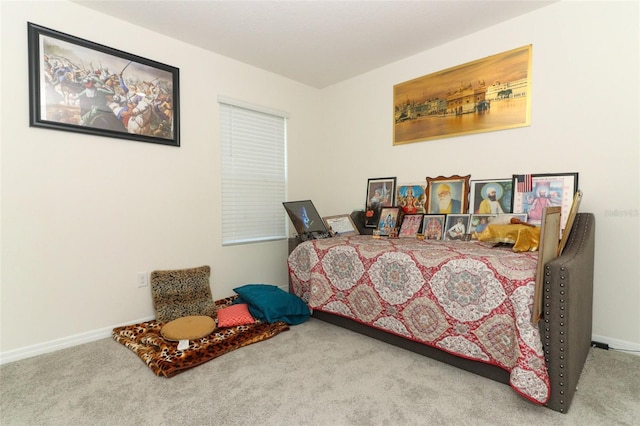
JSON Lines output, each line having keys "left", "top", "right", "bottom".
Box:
{"left": 287, "top": 212, "right": 595, "bottom": 413}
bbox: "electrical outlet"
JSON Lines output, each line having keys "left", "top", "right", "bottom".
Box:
{"left": 137, "top": 272, "right": 149, "bottom": 288}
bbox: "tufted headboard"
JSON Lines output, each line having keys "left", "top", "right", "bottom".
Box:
{"left": 541, "top": 212, "right": 595, "bottom": 413}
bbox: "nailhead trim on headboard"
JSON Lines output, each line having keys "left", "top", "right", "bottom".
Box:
{"left": 542, "top": 213, "right": 594, "bottom": 414}
{"left": 544, "top": 261, "right": 568, "bottom": 412}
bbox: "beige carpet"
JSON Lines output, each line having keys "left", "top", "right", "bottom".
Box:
{"left": 1, "top": 317, "right": 639, "bottom": 425}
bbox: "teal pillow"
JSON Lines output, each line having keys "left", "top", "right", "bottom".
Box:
{"left": 233, "top": 284, "right": 310, "bottom": 325}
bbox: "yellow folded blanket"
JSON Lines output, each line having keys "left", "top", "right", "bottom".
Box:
{"left": 475, "top": 224, "right": 541, "bottom": 252}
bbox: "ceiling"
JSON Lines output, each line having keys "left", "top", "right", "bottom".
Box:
{"left": 72, "top": 1, "right": 555, "bottom": 89}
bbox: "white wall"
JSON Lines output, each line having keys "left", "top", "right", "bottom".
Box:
{"left": 290, "top": 1, "right": 640, "bottom": 349}
{"left": 1, "top": 0, "right": 638, "bottom": 361}
{"left": 0, "top": 0, "right": 321, "bottom": 357}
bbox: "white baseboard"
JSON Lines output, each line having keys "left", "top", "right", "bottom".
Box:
{"left": 591, "top": 334, "right": 640, "bottom": 356}
{"left": 0, "top": 315, "right": 154, "bottom": 365}
{"left": 2, "top": 325, "right": 638, "bottom": 365}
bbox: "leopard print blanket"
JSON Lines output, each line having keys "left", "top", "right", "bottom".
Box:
{"left": 112, "top": 297, "right": 289, "bottom": 377}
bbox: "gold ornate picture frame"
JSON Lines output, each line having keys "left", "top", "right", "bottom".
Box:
{"left": 425, "top": 175, "right": 470, "bottom": 214}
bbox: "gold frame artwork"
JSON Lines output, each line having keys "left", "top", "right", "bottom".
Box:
{"left": 425, "top": 175, "right": 470, "bottom": 214}
{"left": 393, "top": 45, "right": 532, "bottom": 145}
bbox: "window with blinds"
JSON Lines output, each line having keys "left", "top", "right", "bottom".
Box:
{"left": 219, "top": 96, "right": 288, "bottom": 245}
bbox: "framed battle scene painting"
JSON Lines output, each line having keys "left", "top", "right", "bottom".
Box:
{"left": 28, "top": 22, "right": 180, "bottom": 146}
{"left": 422, "top": 215, "right": 445, "bottom": 240}
{"left": 399, "top": 214, "right": 423, "bottom": 238}
{"left": 511, "top": 173, "right": 578, "bottom": 232}
{"left": 426, "top": 175, "right": 470, "bottom": 214}
{"left": 393, "top": 45, "right": 532, "bottom": 145}
{"left": 469, "top": 178, "right": 512, "bottom": 214}
{"left": 365, "top": 177, "right": 396, "bottom": 227}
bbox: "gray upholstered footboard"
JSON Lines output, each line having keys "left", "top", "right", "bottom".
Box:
{"left": 541, "top": 212, "right": 595, "bottom": 413}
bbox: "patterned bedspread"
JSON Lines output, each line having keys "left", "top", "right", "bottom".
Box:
{"left": 288, "top": 235, "right": 549, "bottom": 404}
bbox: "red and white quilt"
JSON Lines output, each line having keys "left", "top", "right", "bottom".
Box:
{"left": 288, "top": 235, "right": 549, "bottom": 404}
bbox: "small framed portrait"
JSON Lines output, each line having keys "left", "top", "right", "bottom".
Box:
{"left": 397, "top": 184, "right": 426, "bottom": 214}
{"left": 365, "top": 177, "right": 396, "bottom": 227}
{"left": 426, "top": 175, "right": 470, "bottom": 214}
{"left": 399, "top": 214, "right": 423, "bottom": 238}
{"left": 444, "top": 214, "right": 471, "bottom": 241}
{"left": 322, "top": 214, "right": 360, "bottom": 236}
{"left": 377, "top": 207, "right": 400, "bottom": 236}
{"left": 468, "top": 214, "right": 496, "bottom": 238}
{"left": 469, "top": 178, "right": 512, "bottom": 214}
{"left": 422, "top": 214, "right": 446, "bottom": 240}
{"left": 512, "top": 173, "right": 578, "bottom": 232}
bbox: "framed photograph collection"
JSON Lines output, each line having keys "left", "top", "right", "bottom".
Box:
{"left": 28, "top": 22, "right": 180, "bottom": 146}
{"left": 361, "top": 172, "right": 579, "bottom": 240}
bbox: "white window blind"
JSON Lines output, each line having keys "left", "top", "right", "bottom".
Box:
{"left": 219, "top": 97, "right": 288, "bottom": 245}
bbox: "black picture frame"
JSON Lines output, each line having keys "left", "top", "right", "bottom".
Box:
{"left": 28, "top": 22, "right": 180, "bottom": 147}
{"left": 365, "top": 177, "right": 396, "bottom": 227}
{"left": 444, "top": 214, "right": 471, "bottom": 241}
{"left": 282, "top": 200, "right": 328, "bottom": 236}
{"left": 511, "top": 172, "right": 579, "bottom": 232}
{"left": 422, "top": 214, "right": 445, "bottom": 240}
{"left": 469, "top": 178, "right": 512, "bottom": 214}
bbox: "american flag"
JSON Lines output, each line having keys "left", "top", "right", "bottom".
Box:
{"left": 516, "top": 174, "right": 533, "bottom": 192}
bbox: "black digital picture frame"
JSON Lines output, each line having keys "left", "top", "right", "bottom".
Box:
{"left": 283, "top": 200, "right": 328, "bottom": 236}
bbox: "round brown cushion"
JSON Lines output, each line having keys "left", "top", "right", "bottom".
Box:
{"left": 161, "top": 315, "right": 216, "bottom": 341}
